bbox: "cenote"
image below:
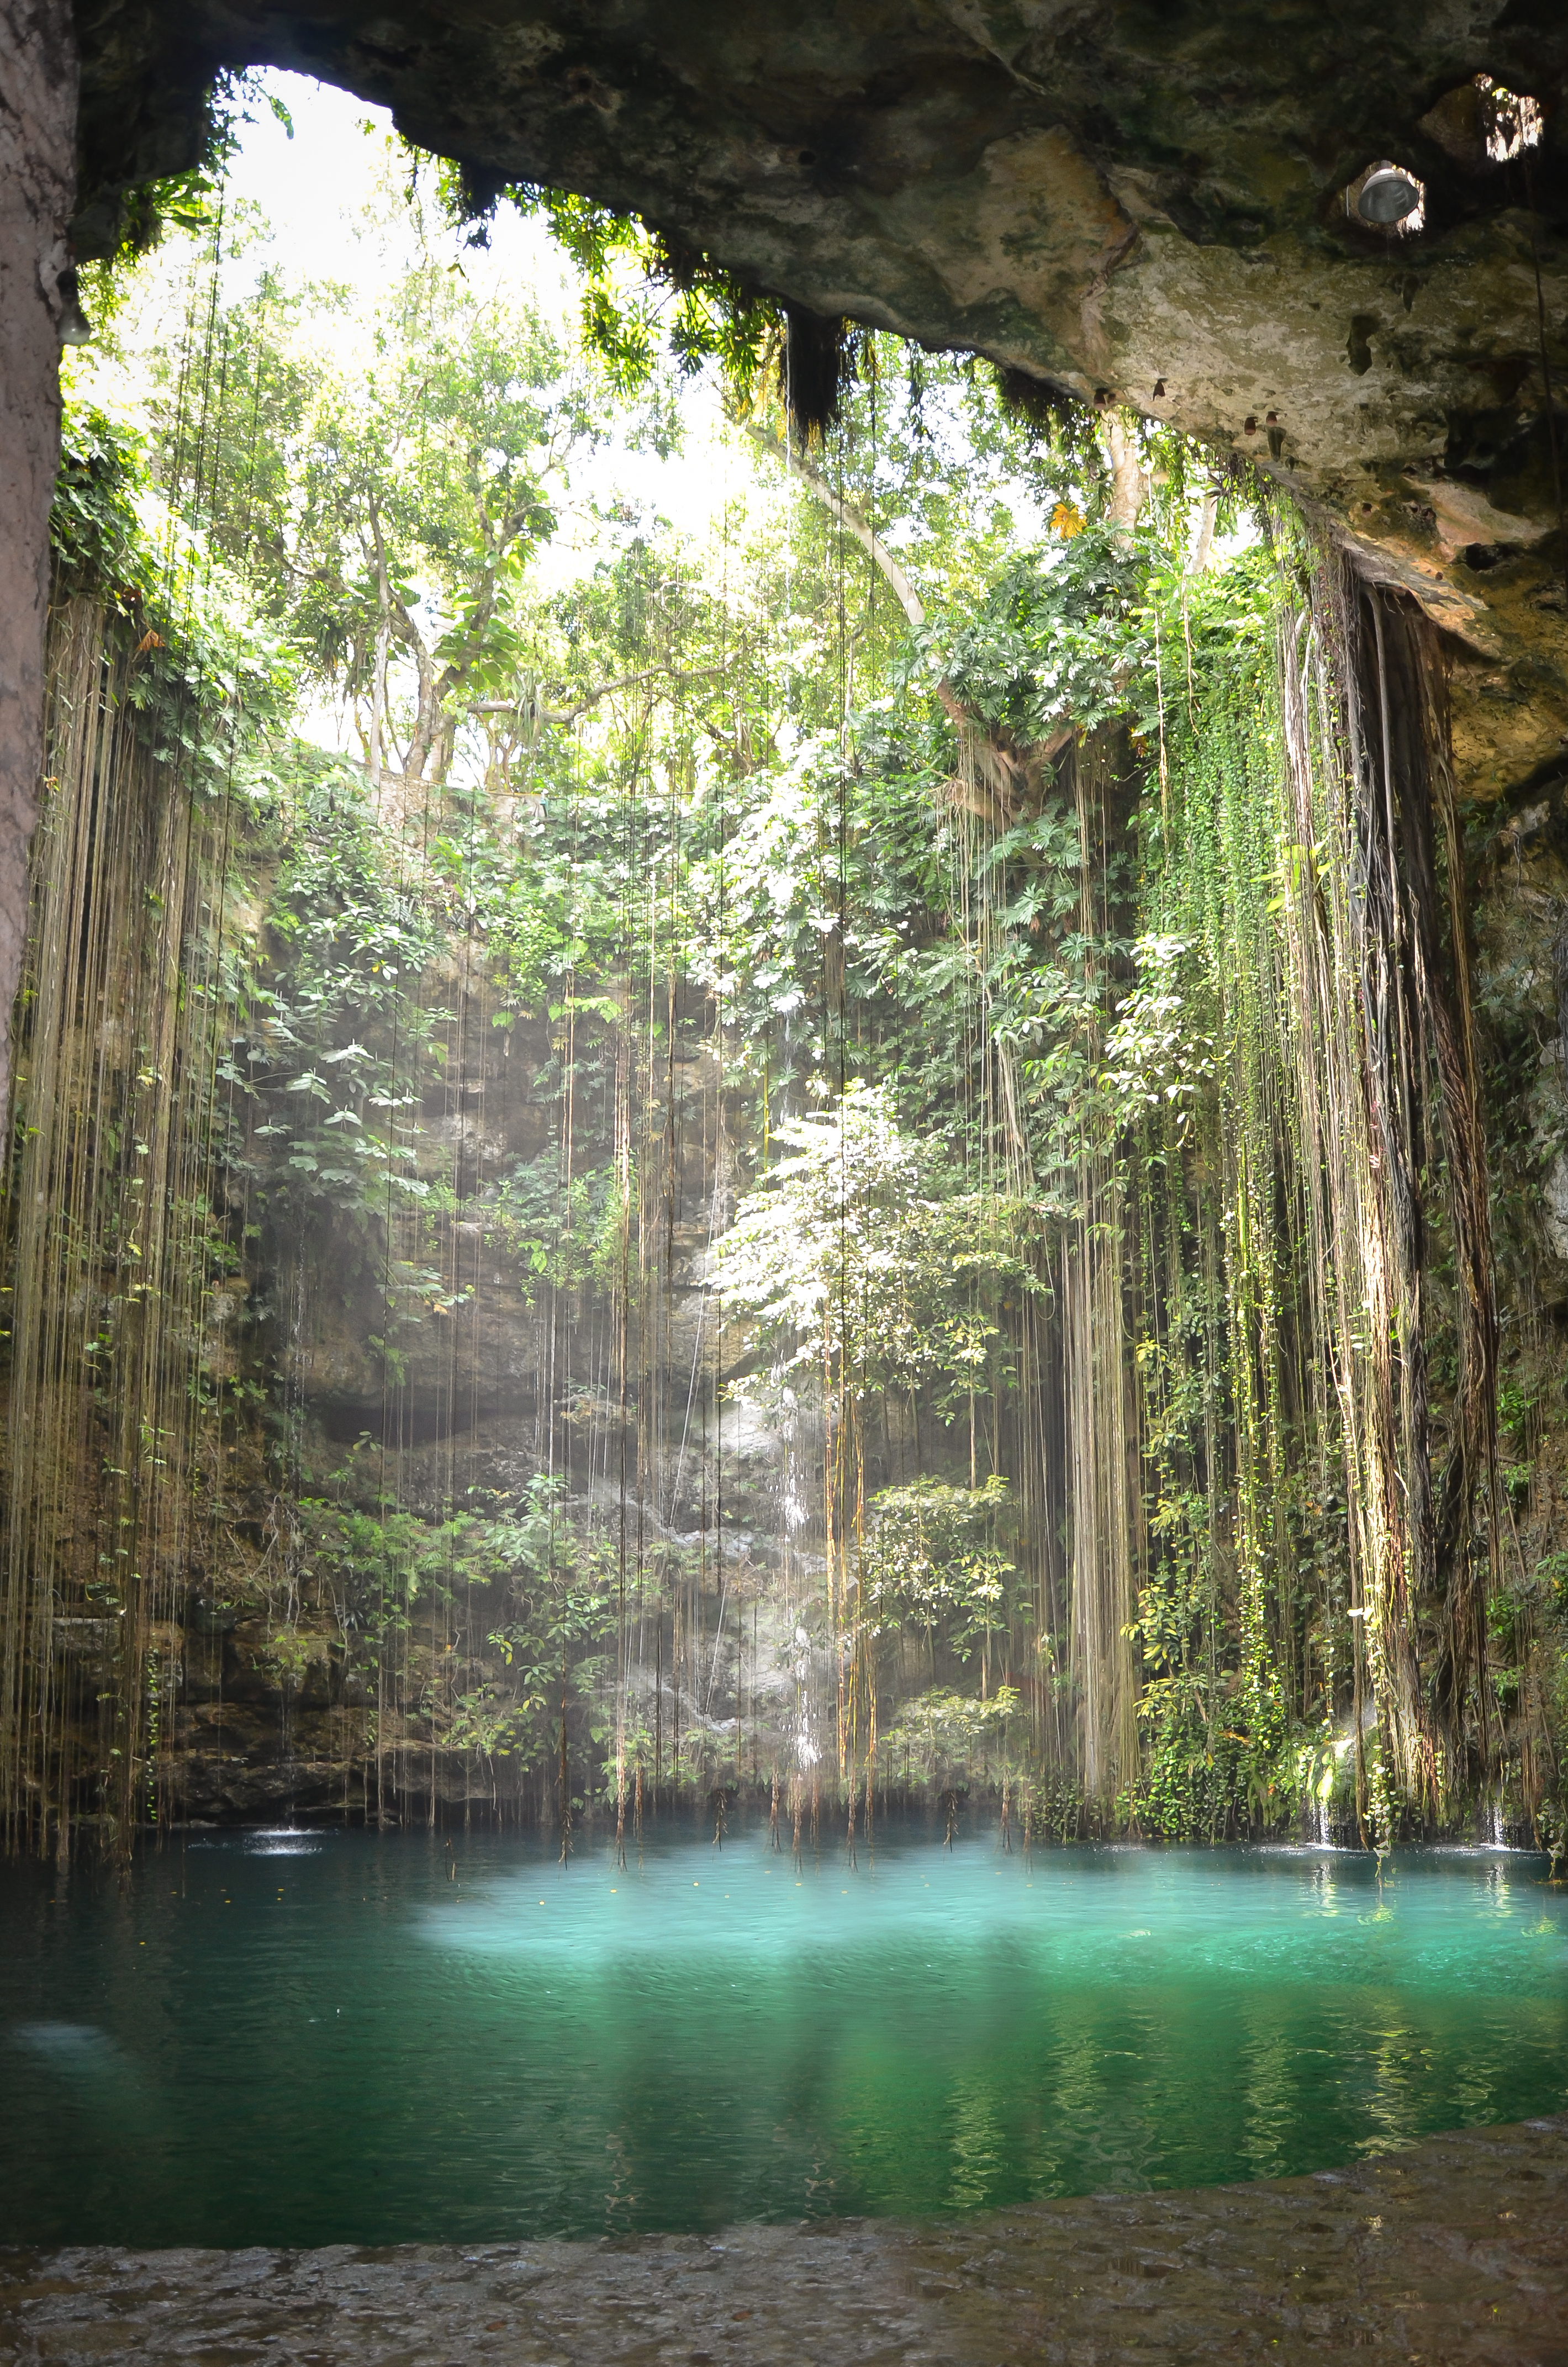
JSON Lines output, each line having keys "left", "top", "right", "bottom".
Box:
{"left": 7, "top": 53, "right": 1568, "bottom": 2344}
{"left": 3, "top": 1826, "right": 1565, "bottom": 2249}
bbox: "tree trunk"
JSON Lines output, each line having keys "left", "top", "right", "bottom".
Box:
{"left": 1189, "top": 483, "right": 1221, "bottom": 577}
{"left": 1104, "top": 417, "right": 1147, "bottom": 533}
{"left": 0, "top": 0, "right": 76, "bottom": 1115}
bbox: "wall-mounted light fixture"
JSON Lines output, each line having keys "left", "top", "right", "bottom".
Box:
{"left": 1357, "top": 166, "right": 1423, "bottom": 225}
{"left": 1343, "top": 160, "right": 1426, "bottom": 236}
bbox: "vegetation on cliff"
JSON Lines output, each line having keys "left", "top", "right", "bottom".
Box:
{"left": 3, "top": 141, "right": 1565, "bottom": 1864}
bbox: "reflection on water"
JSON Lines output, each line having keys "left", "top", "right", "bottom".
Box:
{"left": 15, "top": 2018, "right": 109, "bottom": 2052}
{"left": 1, "top": 1826, "right": 1565, "bottom": 2248}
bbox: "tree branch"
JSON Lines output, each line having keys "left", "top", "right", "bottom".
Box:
{"left": 740, "top": 420, "right": 929, "bottom": 632}
{"left": 474, "top": 664, "right": 727, "bottom": 728}
{"left": 742, "top": 418, "right": 1071, "bottom": 822}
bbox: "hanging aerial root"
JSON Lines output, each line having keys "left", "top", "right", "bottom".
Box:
{"left": 780, "top": 305, "right": 851, "bottom": 446}
{"left": 991, "top": 364, "right": 1085, "bottom": 441}
{"left": 1286, "top": 562, "right": 1501, "bottom": 1817}
{"left": 1372, "top": 594, "right": 1499, "bottom": 1768}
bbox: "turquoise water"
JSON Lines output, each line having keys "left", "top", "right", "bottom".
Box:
{"left": 2, "top": 1822, "right": 1565, "bottom": 2247}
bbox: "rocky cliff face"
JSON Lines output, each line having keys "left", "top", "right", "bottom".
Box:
{"left": 0, "top": 0, "right": 77, "bottom": 1117}
{"left": 146, "top": 966, "right": 805, "bottom": 1828}
{"left": 13, "top": 2, "right": 1568, "bottom": 1834}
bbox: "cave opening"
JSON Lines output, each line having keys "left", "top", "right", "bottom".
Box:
{"left": 1, "top": 12, "right": 1567, "bottom": 2341}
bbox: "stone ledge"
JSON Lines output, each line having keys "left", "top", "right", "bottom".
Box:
{"left": 3, "top": 2115, "right": 1566, "bottom": 2364}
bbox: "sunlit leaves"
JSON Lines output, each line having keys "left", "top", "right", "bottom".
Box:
{"left": 942, "top": 526, "right": 1146, "bottom": 744}
{"left": 884, "top": 1684, "right": 1020, "bottom": 1782}
{"left": 860, "top": 1476, "right": 1021, "bottom": 1663}
{"left": 716, "top": 1082, "right": 1031, "bottom": 1412}
{"left": 1101, "top": 932, "right": 1216, "bottom": 1137}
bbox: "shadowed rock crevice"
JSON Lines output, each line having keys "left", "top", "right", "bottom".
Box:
{"left": 0, "top": 0, "right": 77, "bottom": 1111}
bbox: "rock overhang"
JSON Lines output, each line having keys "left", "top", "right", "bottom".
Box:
{"left": 70, "top": 0, "right": 1568, "bottom": 794}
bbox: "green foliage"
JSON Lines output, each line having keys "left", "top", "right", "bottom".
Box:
{"left": 487, "top": 1154, "right": 622, "bottom": 1295}
{"left": 440, "top": 171, "right": 782, "bottom": 404}
{"left": 298, "top": 1473, "right": 620, "bottom": 1775}
{"left": 861, "top": 1476, "right": 1020, "bottom": 1664}
{"left": 48, "top": 160, "right": 1556, "bottom": 1845}
{"left": 885, "top": 1684, "right": 1020, "bottom": 1783}
{"left": 81, "top": 70, "right": 293, "bottom": 274}
{"left": 50, "top": 398, "right": 294, "bottom": 786}
{"left": 1131, "top": 1708, "right": 1249, "bottom": 1842}
{"left": 940, "top": 527, "right": 1146, "bottom": 742}
{"left": 717, "top": 1083, "right": 1031, "bottom": 1413}
{"left": 139, "top": 239, "right": 618, "bottom": 808}
{"left": 1101, "top": 932, "right": 1216, "bottom": 1137}
{"left": 229, "top": 759, "right": 449, "bottom": 1218}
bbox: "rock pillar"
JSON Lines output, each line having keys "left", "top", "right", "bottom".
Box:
{"left": 0, "top": 0, "right": 76, "bottom": 1113}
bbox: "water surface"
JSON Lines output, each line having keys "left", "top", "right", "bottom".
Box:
{"left": 2, "top": 1821, "right": 1564, "bottom": 2246}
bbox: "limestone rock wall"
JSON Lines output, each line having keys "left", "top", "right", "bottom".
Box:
{"left": 59, "top": 2, "right": 1568, "bottom": 737}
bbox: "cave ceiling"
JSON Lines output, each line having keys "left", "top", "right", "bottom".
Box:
{"left": 74, "top": 0, "right": 1568, "bottom": 799}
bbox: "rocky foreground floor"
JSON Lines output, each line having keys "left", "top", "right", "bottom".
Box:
{"left": 2, "top": 2117, "right": 1566, "bottom": 2366}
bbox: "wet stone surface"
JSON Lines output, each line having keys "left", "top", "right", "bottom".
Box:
{"left": 2, "top": 2116, "right": 1566, "bottom": 2365}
